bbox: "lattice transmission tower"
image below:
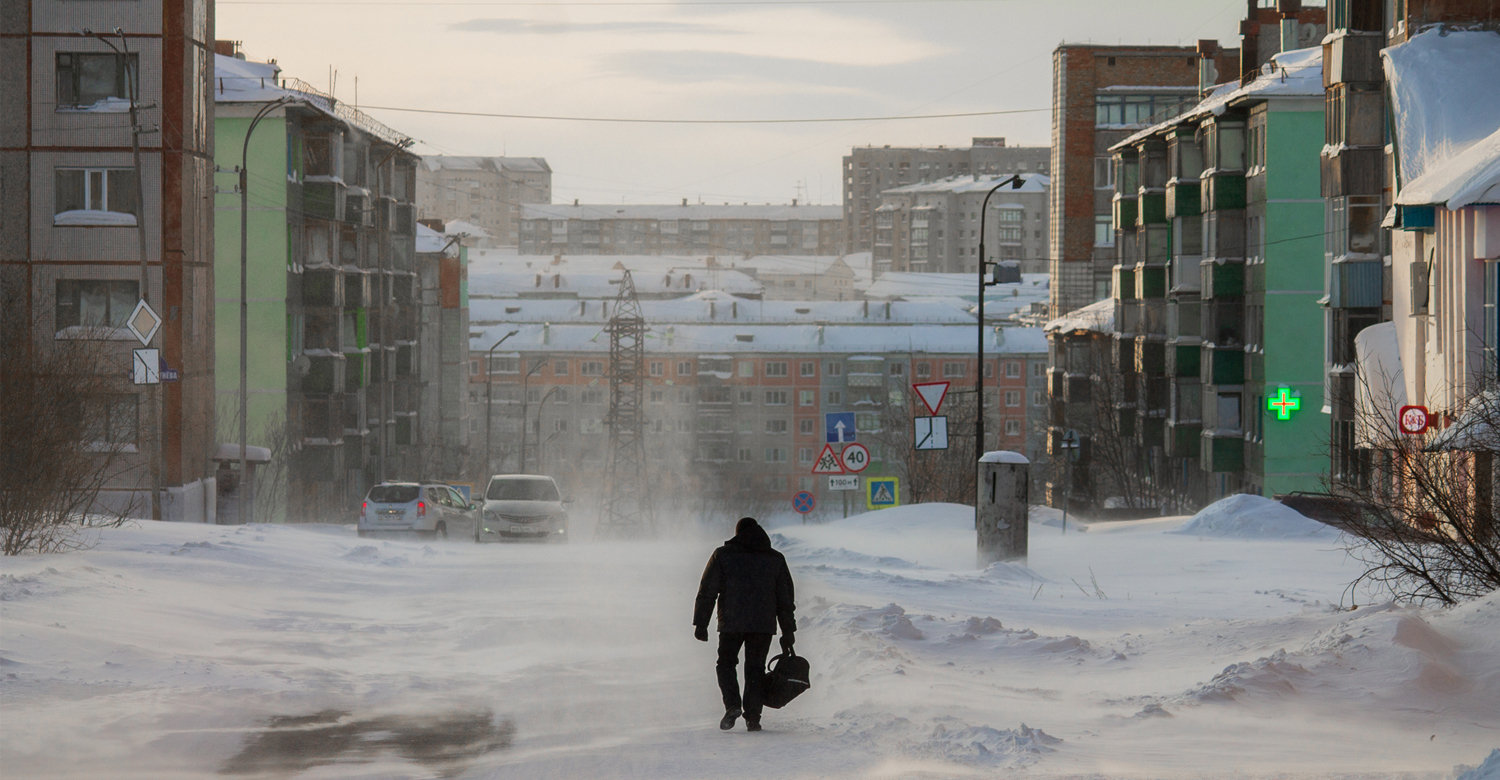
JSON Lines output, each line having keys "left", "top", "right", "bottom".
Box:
{"left": 596, "top": 269, "right": 656, "bottom": 538}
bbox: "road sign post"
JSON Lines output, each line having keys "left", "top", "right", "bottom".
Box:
{"left": 1060, "top": 429, "right": 1080, "bottom": 534}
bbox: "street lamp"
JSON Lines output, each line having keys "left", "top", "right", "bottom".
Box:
{"left": 975, "top": 174, "right": 1025, "bottom": 468}
{"left": 483, "top": 329, "right": 520, "bottom": 476}
{"left": 518, "top": 355, "right": 550, "bottom": 473}
{"left": 532, "top": 386, "right": 561, "bottom": 474}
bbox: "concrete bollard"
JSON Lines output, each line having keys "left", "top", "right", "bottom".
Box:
{"left": 977, "top": 450, "right": 1029, "bottom": 565}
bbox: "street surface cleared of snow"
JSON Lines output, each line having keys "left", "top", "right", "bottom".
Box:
{"left": 2, "top": 503, "right": 1496, "bottom": 779}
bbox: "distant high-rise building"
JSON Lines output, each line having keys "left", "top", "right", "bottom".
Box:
{"left": 876, "top": 173, "right": 1050, "bottom": 275}
{"left": 416, "top": 156, "right": 552, "bottom": 248}
{"left": 843, "top": 138, "right": 1049, "bottom": 257}
{"left": 516, "top": 203, "right": 844, "bottom": 258}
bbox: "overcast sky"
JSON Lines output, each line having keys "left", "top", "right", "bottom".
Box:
{"left": 219, "top": 0, "right": 1248, "bottom": 206}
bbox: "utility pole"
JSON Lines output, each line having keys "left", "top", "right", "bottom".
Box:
{"left": 484, "top": 329, "right": 520, "bottom": 476}
{"left": 517, "top": 356, "right": 549, "bottom": 473}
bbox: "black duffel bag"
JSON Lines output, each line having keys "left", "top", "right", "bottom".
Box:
{"left": 762, "top": 650, "right": 810, "bottom": 709}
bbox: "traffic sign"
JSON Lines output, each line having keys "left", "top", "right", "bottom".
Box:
{"left": 828, "top": 475, "right": 859, "bottom": 491}
{"left": 793, "top": 491, "right": 816, "bottom": 514}
{"left": 132, "top": 348, "right": 160, "bottom": 385}
{"left": 914, "top": 416, "right": 948, "bottom": 450}
{"left": 126, "top": 299, "right": 161, "bottom": 346}
{"left": 840, "top": 442, "right": 871, "bottom": 473}
{"left": 912, "top": 382, "right": 950, "bottom": 415}
{"left": 825, "top": 412, "right": 856, "bottom": 443}
{"left": 1399, "top": 405, "right": 1430, "bottom": 435}
{"left": 866, "top": 477, "right": 899, "bottom": 509}
{"left": 811, "top": 444, "right": 844, "bottom": 474}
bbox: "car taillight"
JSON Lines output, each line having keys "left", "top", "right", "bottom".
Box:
{"left": 360, "top": 501, "right": 367, "bottom": 520}
{"left": 417, "top": 501, "right": 426, "bottom": 517}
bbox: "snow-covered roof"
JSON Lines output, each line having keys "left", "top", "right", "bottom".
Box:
{"left": 212, "top": 54, "right": 413, "bottom": 148}
{"left": 470, "top": 296, "right": 979, "bottom": 326}
{"left": 469, "top": 321, "right": 1048, "bottom": 356}
{"left": 1396, "top": 127, "right": 1500, "bottom": 208}
{"left": 1114, "top": 46, "right": 1325, "bottom": 150}
{"left": 520, "top": 203, "right": 841, "bottom": 221}
{"left": 415, "top": 223, "right": 448, "bottom": 254}
{"left": 979, "top": 450, "right": 1030, "bottom": 465}
{"left": 1384, "top": 30, "right": 1500, "bottom": 197}
{"left": 1427, "top": 391, "right": 1500, "bottom": 452}
{"left": 1044, "top": 298, "right": 1115, "bottom": 335}
{"left": 469, "top": 269, "right": 763, "bottom": 298}
{"left": 419, "top": 156, "right": 551, "bottom": 174}
{"left": 864, "top": 272, "right": 1049, "bottom": 301}
{"left": 882, "top": 173, "right": 1050, "bottom": 196}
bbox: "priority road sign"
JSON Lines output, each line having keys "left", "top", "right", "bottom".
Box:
{"left": 828, "top": 475, "right": 859, "bottom": 491}
{"left": 793, "top": 491, "right": 816, "bottom": 514}
{"left": 839, "top": 442, "right": 870, "bottom": 473}
{"left": 126, "top": 299, "right": 162, "bottom": 347}
{"left": 811, "top": 443, "right": 844, "bottom": 474}
{"left": 866, "top": 477, "right": 899, "bottom": 509}
{"left": 912, "top": 382, "right": 950, "bottom": 416}
{"left": 914, "top": 416, "right": 948, "bottom": 450}
{"left": 825, "top": 411, "right": 856, "bottom": 443}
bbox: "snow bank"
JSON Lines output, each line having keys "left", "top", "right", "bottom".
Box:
{"left": 1171, "top": 494, "right": 1338, "bottom": 539}
{"left": 1457, "top": 749, "right": 1500, "bottom": 780}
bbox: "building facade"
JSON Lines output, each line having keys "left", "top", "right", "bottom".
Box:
{"left": 844, "top": 138, "right": 1049, "bottom": 256}
{"left": 415, "top": 156, "right": 552, "bottom": 249}
{"left": 876, "top": 174, "right": 1050, "bottom": 275}
{"left": 1, "top": 0, "right": 217, "bottom": 519}
{"left": 214, "top": 53, "right": 433, "bottom": 521}
{"left": 517, "top": 203, "right": 843, "bottom": 257}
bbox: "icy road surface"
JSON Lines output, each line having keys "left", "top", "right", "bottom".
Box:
{"left": 2, "top": 503, "right": 1497, "bottom": 779}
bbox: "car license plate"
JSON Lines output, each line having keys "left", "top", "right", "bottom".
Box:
{"left": 510, "top": 525, "right": 532, "bottom": 534}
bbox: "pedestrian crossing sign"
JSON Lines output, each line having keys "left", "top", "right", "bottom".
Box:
{"left": 866, "top": 477, "right": 899, "bottom": 510}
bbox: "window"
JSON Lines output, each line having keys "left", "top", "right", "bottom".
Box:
{"left": 527, "top": 388, "right": 543, "bottom": 403}
{"left": 799, "top": 477, "right": 814, "bottom": 491}
{"left": 677, "top": 388, "right": 693, "bottom": 404}
{"left": 984, "top": 362, "right": 994, "bottom": 378}
{"left": 54, "top": 168, "right": 138, "bottom": 224}
{"left": 738, "top": 447, "right": 753, "bottom": 462}
{"left": 798, "top": 447, "right": 814, "bottom": 464}
{"left": 552, "top": 388, "right": 569, "bottom": 404}
{"left": 82, "top": 394, "right": 137, "bottom": 445}
{"left": 1032, "top": 362, "right": 1045, "bottom": 377}
{"left": 1005, "top": 419, "right": 1022, "bottom": 437}
{"left": 1033, "top": 390, "right": 1045, "bottom": 406}
{"left": 56, "top": 52, "right": 138, "bottom": 109}
{"left": 580, "top": 361, "right": 604, "bottom": 376}
{"left": 487, "top": 355, "right": 518, "bottom": 374}
{"left": 1094, "top": 157, "right": 1115, "bottom": 189}
{"left": 800, "top": 361, "right": 816, "bottom": 377}
{"left": 765, "top": 419, "right": 788, "bottom": 434}
{"left": 827, "top": 390, "right": 842, "bottom": 405}
{"left": 915, "top": 363, "right": 931, "bottom": 379}
{"left": 942, "top": 362, "right": 966, "bottom": 378}
{"left": 738, "top": 389, "right": 755, "bottom": 404}
{"left": 764, "top": 448, "right": 786, "bottom": 463}
{"left": 55, "top": 279, "right": 138, "bottom": 330}
{"left": 469, "top": 360, "right": 479, "bottom": 376}
{"left": 649, "top": 361, "right": 663, "bottom": 377}
{"left": 1005, "top": 390, "right": 1021, "bottom": 407}
{"left": 677, "top": 361, "right": 693, "bottom": 376}
{"left": 649, "top": 389, "right": 664, "bottom": 404}
{"left": 581, "top": 389, "right": 604, "bottom": 404}
{"left": 827, "top": 362, "right": 843, "bottom": 377}
{"left": 765, "top": 362, "right": 788, "bottom": 377}
{"left": 799, "top": 419, "right": 815, "bottom": 435}
{"left": 765, "top": 390, "right": 788, "bottom": 406}
{"left": 738, "top": 361, "right": 754, "bottom": 377}
{"left": 553, "top": 419, "right": 568, "bottom": 433}
{"left": 889, "top": 363, "right": 905, "bottom": 376}
{"left": 554, "top": 360, "right": 569, "bottom": 376}
{"left": 676, "top": 419, "right": 692, "bottom": 433}
{"left": 799, "top": 389, "right": 815, "bottom": 406}
{"left": 1095, "top": 214, "right": 1115, "bottom": 246}
{"left": 581, "top": 418, "right": 604, "bottom": 434}
{"left": 699, "top": 386, "right": 730, "bottom": 404}
{"left": 1006, "top": 362, "right": 1021, "bottom": 378}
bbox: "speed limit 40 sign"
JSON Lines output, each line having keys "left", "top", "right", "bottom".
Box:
{"left": 840, "top": 443, "right": 870, "bottom": 473}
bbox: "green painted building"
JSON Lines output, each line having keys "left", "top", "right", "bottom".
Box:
{"left": 1107, "top": 46, "right": 1328, "bottom": 503}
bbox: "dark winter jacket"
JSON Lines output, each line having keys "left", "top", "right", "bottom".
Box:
{"left": 693, "top": 519, "right": 796, "bottom": 636}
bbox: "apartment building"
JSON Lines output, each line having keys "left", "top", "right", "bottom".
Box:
{"left": 415, "top": 156, "right": 552, "bottom": 248}
{"left": 517, "top": 203, "right": 842, "bottom": 257}
{"left": 214, "top": 52, "right": 432, "bottom": 520}
{"left": 875, "top": 174, "right": 1050, "bottom": 275}
{"left": 1, "top": 0, "right": 217, "bottom": 520}
{"left": 844, "top": 138, "right": 1049, "bottom": 256}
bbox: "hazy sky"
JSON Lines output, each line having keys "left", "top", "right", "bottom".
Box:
{"left": 218, "top": 0, "right": 1248, "bottom": 206}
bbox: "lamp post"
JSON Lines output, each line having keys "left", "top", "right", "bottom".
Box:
{"left": 532, "top": 386, "right": 561, "bottom": 474}
{"left": 236, "top": 95, "right": 295, "bottom": 524}
{"left": 975, "top": 174, "right": 1025, "bottom": 516}
{"left": 518, "top": 356, "right": 550, "bottom": 473}
{"left": 483, "top": 329, "right": 520, "bottom": 476}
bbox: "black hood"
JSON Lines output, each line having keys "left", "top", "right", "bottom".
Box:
{"left": 726, "top": 517, "right": 772, "bottom": 552}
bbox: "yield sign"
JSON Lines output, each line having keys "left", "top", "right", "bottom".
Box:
{"left": 912, "top": 382, "right": 950, "bottom": 415}
{"left": 811, "top": 443, "right": 845, "bottom": 474}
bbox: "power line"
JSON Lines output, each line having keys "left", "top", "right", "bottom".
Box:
{"left": 360, "top": 105, "right": 1048, "bottom": 125}
{"left": 224, "top": 0, "right": 1012, "bottom": 5}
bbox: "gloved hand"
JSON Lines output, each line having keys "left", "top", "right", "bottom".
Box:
{"left": 780, "top": 633, "right": 795, "bottom": 653}
{"left": 694, "top": 625, "right": 709, "bottom": 642}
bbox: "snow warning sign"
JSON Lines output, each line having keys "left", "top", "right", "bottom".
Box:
{"left": 811, "top": 444, "right": 844, "bottom": 474}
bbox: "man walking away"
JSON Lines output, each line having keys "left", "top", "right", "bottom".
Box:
{"left": 694, "top": 517, "right": 796, "bottom": 732}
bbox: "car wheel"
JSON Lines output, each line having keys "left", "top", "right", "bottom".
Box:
{"left": 358, "top": 530, "right": 368, "bottom": 538}
{"left": 434, "top": 522, "right": 448, "bottom": 540}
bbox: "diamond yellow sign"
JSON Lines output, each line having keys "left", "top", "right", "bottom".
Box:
{"left": 126, "top": 299, "right": 162, "bottom": 347}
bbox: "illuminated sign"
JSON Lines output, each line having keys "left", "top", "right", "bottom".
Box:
{"left": 1268, "top": 386, "right": 1301, "bottom": 420}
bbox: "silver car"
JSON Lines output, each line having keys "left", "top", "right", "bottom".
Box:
{"left": 478, "top": 475, "right": 570, "bottom": 542}
{"left": 359, "top": 482, "right": 478, "bottom": 539}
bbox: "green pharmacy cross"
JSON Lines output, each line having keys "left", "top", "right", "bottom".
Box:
{"left": 1268, "top": 386, "right": 1301, "bottom": 420}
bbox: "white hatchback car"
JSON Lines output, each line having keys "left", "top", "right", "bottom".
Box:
{"left": 359, "top": 482, "right": 478, "bottom": 539}
{"left": 478, "top": 475, "right": 570, "bottom": 542}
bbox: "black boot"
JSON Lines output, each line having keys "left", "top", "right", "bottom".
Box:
{"left": 720, "top": 707, "right": 741, "bottom": 731}
{"left": 745, "top": 719, "right": 762, "bottom": 732}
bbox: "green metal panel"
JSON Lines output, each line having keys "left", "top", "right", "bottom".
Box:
{"left": 1166, "top": 181, "right": 1201, "bottom": 217}
{"left": 1138, "top": 192, "right": 1167, "bottom": 225}
{"left": 1174, "top": 344, "right": 1200, "bottom": 378}
{"left": 1139, "top": 265, "right": 1167, "bottom": 299}
{"left": 1114, "top": 198, "right": 1137, "bottom": 232}
{"left": 1208, "top": 261, "right": 1245, "bottom": 297}
{"left": 1203, "top": 436, "right": 1244, "bottom": 473}
{"left": 355, "top": 308, "right": 368, "bottom": 349}
{"left": 1211, "top": 348, "right": 1245, "bottom": 385}
{"left": 1205, "top": 174, "right": 1246, "bottom": 210}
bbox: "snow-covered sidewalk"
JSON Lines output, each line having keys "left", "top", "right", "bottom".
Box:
{"left": 1, "top": 503, "right": 1495, "bottom": 778}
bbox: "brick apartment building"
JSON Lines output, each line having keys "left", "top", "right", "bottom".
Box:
{"left": 516, "top": 203, "right": 844, "bottom": 257}
{"left": 844, "top": 138, "right": 1049, "bottom": 256}
{"left": 415, "top": 156, "right": 552, "bottom": 248}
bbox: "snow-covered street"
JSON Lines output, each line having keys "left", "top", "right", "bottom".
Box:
{"left": 2, "top": 505, "right": 1497, "bottom": 779}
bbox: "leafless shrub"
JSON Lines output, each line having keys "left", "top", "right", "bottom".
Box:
{"left": 871, "top": 384, "right": 977, "bottom": 505}
{"left": 1, "top": 327, "right": 139, "bottom": 554}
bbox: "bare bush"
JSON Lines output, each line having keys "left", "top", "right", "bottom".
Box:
{"left": 1, "top": 329, "right": 139, "bottom": 554}
{"left": 872, "top": 385, "right": 978, "bottom": 505}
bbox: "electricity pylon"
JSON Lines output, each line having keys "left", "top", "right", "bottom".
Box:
{"left": 596, "top": 269, "right": 655, "bottom": 538}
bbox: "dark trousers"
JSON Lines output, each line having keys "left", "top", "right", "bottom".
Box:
{"left": 716, "top": 632, "right": 772, "bottom": 721}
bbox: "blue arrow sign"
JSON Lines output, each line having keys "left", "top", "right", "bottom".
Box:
{"left": 825, "top": 412, "right": 856, "bottom": 443}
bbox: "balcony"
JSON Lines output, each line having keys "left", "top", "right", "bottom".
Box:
{"left": 1168, "top": 343, "right": 1201, "bottom": 378}
{"left": 1201, "top": 434, "right": 1245, "bottom": 473}
{"left": 1323, "top": 33, "right": 1383, "bottom": 86}
{"left": 1136, "top": 264, "right": 1167, "bottom": 299}
{"left": 1202, "top": 260, "right": 1245, "bottom": 299}
{"left": 300, "top": 396, "right": 342, "bottom": 443}
{"left": 1320, "top": 149, "right": 1384, "bottom": 197}
{"left": 1329, "top": 259, "right": 1383, "bottom": 308}
{"left": 1204, "top": 347, "right": 1245, "bottom": 387}
{"left": 1113, "top": 197, "right": 1137, "bottom": 233}
{"left": 1137, "top": 190, "right": 1167, "bottom": 226}
{"left": 1202, "top": 173, "right": 1246, "bottom": 212}
{"left": 303, "top": 270, "right": 341, "bottom": 308}
{"left": 1166, "top": 180, "right": 1201, "bottom": 218}
{"left": 1137, "top": 340, "right": 1167, "bottom": 376}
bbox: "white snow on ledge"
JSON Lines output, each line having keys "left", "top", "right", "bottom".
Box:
{"left": 54, "top": 210, "right": 137, "bottom": 227}
{"left": 979, "top": 450, "right": 1029, "bottom": 465}
{"left": 57, "top": 96, "right": 132, "bottom": 113}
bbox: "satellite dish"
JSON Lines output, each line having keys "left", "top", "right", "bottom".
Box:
{"left": 292, "top": 354, "right": 311, "bottom": 376}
